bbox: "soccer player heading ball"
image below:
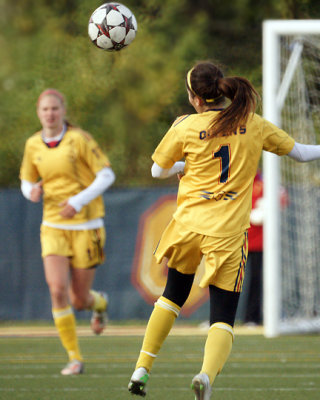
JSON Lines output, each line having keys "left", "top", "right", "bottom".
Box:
{"left": 20, "top": 89, "right": 115, "bottom": 375}
{"left": 128, "top": 61, "right": 320, "bottom": 399}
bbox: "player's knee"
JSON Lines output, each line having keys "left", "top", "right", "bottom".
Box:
{"left": 162, "top": 268, "right": 194, "bottom": 307}
{"left": 48, "top": 284, "right": 68, "bottom": 305}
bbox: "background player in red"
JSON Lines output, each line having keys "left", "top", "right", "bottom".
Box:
{"left": 244, "top": 170, "right": 288, "bottom": 325}
{"left": 244, "top": 171, "right": 264, "bottom": 325}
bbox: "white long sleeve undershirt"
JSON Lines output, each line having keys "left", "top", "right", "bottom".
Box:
{"left": 21, "top": 167, "right": 115, "bottom": 212}
{"left": 151, "top": 161, "right": 185, "bottom": 179}
{"left": 68, "top": 167, "right": 115, "bottom": 212}
{"left": 287, "top": 142, "right": 320, "bottom": 162}
{"left": 21, "top": 180, "right": 34, "bottom": 200}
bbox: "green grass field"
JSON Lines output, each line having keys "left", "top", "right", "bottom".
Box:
{"left": 0, "top": 326, "right": 319, "bottom": 400}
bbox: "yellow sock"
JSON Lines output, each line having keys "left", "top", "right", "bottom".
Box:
{"left": 201, "top": 322, "right": 234, "bottom": 384}
{"left": 90, "top": 290, "right": 107, "bottom": 312}
{"left": 136, "top": 296, "right": 180, "bottom": 372}
{"left": 52, "top": 306, "right": 83, "bottom": 361}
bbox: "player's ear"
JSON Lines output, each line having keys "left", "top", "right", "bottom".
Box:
{"left": 194, "top": 96, "right": 203, "bottom": 107}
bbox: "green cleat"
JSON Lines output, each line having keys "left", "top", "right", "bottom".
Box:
{"left": 128, "top": 367, "right": 149, "bottom": 396}
{"left": 191, "top": 373, "right": 212, "bottom": 400}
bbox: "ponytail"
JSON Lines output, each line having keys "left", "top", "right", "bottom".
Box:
{"left": 187, "top": 62, "right": 260, "bottom": 138}
{"left": 208, "top": 76, "right": 259, "bottom": 137}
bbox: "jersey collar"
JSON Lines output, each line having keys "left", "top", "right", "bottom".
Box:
{"left": 42, "top": 124, "right": 67, "bottom": 148}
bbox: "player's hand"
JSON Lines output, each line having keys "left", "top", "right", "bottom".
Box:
{"left": 30, "top": 180, "right": 43, "bottom": 202}
{"left": 59, "top": 200, "right": 77, "bottom": 218}
{"left": 177, "top": 173, "right": 184, "bottom": 180}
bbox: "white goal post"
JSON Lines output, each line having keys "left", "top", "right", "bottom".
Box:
{"left": 263, "top": 20, "right": 320, "bottom": 337}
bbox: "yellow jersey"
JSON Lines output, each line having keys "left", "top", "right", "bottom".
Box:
{"left": 20, "top": 126, "right": 111, "bottom": 225}
{"left": 152, "top": 111, "right": 295, "bottom": 237}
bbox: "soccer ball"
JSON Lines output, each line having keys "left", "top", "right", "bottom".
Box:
{"left": 88, "top": 3, "right": 137, "bottom": 51}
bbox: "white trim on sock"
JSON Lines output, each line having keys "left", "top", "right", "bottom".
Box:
{"left": 140, "top": 350, "right": 157, "bottom": 358}
{"left": 155, "top": 299, "right": 180, "bottom": 317}
{"left": 210, "top": 322, "right": 234, "bottom": 340}
{"left": 52, "top": 306, "right": 73, "bottom": 319}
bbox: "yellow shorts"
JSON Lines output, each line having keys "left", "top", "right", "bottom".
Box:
{"left": 40, "top": 225, "right": 106, "bottom": 269}
{"left": 154, "top": 219, "right": 248, "bottom": 292}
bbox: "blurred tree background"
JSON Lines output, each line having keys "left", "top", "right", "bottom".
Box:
{"left": 0, "top": 0, "right": 319, "bottom": 187}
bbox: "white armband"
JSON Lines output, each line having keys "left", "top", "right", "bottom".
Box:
{"left": 68, "top": 167, "right": 115, "bottom": 212}
{"left": 151, "top": 161, "right": 185, "bottom": 179}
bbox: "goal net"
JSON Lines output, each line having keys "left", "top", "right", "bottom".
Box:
{"left": 263, "top": 20, "right": 320, "bottom": 337}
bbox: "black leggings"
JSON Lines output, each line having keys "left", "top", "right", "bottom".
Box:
{"left": 162, "top": 268, "right": 240, "bottom": 327}
{"left": 209, "top": 285, "right": 240, "bottom": 327}
{"left": 162, "top": 268, "right": 194, "bottom": 307}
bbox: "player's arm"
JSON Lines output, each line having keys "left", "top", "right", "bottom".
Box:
{"left": 151, "top": 123, "right": 185, "bottom": 179}
{"left": 287, "top": 142, "right": 320, "bottom": 162}
{"left": 21, "top": 180, "right": 43, "bottom": 202}
{"left": 20, "top": 139, "right": 42, "bottom": 202}
{"left": 262, "top": 117, "right": 320, "bottom": 160}
{"left": 60, "top": 167, "right": 115, "bottom": 217}
{"left": 151, "top": 161, "right": 185, "bottom": 179}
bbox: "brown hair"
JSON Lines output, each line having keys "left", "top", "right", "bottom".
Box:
{"left": 187, "top": 62, "right": 260, "bottom": 137}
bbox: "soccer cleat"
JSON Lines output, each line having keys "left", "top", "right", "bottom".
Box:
{"left": 128, "top": 367, "right": 149, "bottom": 396}
{"left": 90, "top": 292, "right": 108, "bottom": 335}
{"left": 191, "top": 373, "right": 212, "bottom": 400}
{"left": 61, "top": 359, "right": 84, "bottom": 376}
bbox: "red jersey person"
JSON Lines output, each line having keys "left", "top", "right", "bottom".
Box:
{"left": 245, "top": 171, "right": 288, "bottom": 325}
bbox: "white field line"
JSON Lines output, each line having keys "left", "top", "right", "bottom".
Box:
{"left": 0, "top": 373, "right": 319, "bottom": 379}
{"left": 0, "top": 324, "right": 264, "bottom": 337}
{"left": 0, "top": 387, "right": 318, "bottom": 392}
{"left": 0, "top": 362, "right": 320, "bottom": 370}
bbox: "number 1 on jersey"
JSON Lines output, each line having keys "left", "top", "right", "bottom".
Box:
{"left": 213, "top": 145, "right": 230, "bottom": 183}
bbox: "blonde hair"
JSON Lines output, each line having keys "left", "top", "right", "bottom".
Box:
{"left": 37, "top": 88, "right": 66, "bottom": 108}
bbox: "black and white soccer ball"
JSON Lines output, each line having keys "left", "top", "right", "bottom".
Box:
{"left": 88, "top": 3, "right": 137, "bottom": 51}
